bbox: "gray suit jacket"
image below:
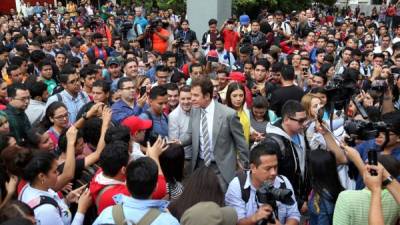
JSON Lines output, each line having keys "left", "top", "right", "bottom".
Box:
{"left": 181, "top": 101, "right": 249, "bottom": 183}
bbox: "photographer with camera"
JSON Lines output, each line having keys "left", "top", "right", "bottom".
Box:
{"left": 225, "top": 138, "right": 300, "bottom": 225}
{"left": 350, "top": 111, "right": 400, "bottom": 189}
{"left": 145, "top": 19, "right": 170, "bottom": 54}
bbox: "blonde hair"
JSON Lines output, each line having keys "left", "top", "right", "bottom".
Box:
{"left": 301, "top": 93, "right": 320, "bottom": 118}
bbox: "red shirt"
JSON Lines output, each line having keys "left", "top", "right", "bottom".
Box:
{"left": 222, "top": 29, "right": 240, "bottom": 51}
{"left": 89, "top": 170, "right": 167, "bottom": 214}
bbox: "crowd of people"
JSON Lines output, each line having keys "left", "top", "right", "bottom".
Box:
{"left": 0, "top": 0, "right": 398, "bottom": 225}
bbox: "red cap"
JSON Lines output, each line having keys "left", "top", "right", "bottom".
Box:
{"left": 121, "top": 116, "right": 152, "bottom": 135}
{"left": 228, "top": 71, "right": 246, "bottom": 82}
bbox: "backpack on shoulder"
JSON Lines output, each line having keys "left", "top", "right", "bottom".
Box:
{"left": 112, "top": 204, "right": 161, "bottom": 225}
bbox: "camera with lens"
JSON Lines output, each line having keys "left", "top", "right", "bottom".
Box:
{"left": 120, "top": 20, "right": 133, "bottom": 33}
{"left": 344, "top": 120, "right": 388, "bottom": 146}
{"left": 256, "top": 181, "right": 295, "bottom": 225}
{"left": 324, "top": 68, "right": 359, "bottom": 110}
{"left": 174, "top": 37, "right": 184, "bottom": 47}
{"left": 149, "top": 18, "right": 161, "bottom": 31}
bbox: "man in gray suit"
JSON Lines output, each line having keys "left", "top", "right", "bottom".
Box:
{"left": 180, "top": 77, "right": 249, "bottom": 191}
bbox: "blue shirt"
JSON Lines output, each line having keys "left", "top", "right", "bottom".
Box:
{"left": 140, "top": 110, "right": 168, "bottom": 138}
{"left": 134, "top": 16, "right": 148, "bottom": 31}
{"left": 145, "top": 66, "right": 157, "bottom": 83}
{"left": 46, "top": 90, "right": 90, "bottom": 123}
{"left": 93, "top": 194, "right": 179, "bottom": 225}
{"left": 111, "top": 99, "right": 146, "bottom": 124}
{"left": 225, "top": 171, "right": 300, "bottom": 224}
{"left": 355, "top": 139, "right": 400, "bottom": 189}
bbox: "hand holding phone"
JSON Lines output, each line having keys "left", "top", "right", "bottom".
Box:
{"left": 368, "top": 150, "right": 378, "bottom": 176}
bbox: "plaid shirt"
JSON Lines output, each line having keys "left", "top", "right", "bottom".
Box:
{"left": 4, "top": 104, "right": 31, "bottom": 144}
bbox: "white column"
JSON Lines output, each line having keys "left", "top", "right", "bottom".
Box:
{"left": 187, "top": 0, "right": 232, "bottom": 40}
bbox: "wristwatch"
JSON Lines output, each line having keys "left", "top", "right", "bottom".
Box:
{"left": 382, "top": 175, "right": 393, "bottom": 187}
{"left": 82, "top": 112, "right": 89, "bottom": 120}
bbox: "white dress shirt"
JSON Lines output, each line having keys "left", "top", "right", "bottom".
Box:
{"left": 199, "top": 99, "right": 215, "bottom": 160}
{"left": 168, "top": 105, "right": 191, "bottom": 159}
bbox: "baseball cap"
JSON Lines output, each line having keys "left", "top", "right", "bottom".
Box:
{"left": 180, "top": 202, "right": 237, "bottom": 225}
{"left": 121, "top": 116, "right": 152, "bottom": 135}
{"left": 228, "top": 71, "right": 246, "bottom": 82}
{"left": 106, "top": 57, "right": 120, "bottom": 67}
{"left": 239, "top": 14, "right": 250, "bottom": 25}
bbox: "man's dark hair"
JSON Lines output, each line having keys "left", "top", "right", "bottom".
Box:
{"left": 6, "top": 64, "right": 20, "bottom": 76}
{"left": 82, "top": 118, "right": 102, "bottom": 148}
{"left": 342, "top": 47, "right": 353, "bottom": 56}
{"left": 59, "top": 65, "right": 77, "bottom": 84}
{"left": 250, "top": 138, "right": 280, "bottom": 167}
{"left": 254, "top": 59, "right": 270, "bottom": 71}
{"left": 38, "top": 59, "right": 53, "bottom": 71}
{"left": 189, "top": 63, "right": 202, "bottom": 73}
{"left": 161, "top": 51, "right": 176, "bottom": 62}
{"left": 281, "top": 64, "right": 295, "bottom": 81}
{"left": 55, "top": 51, "right": 66, "bottom": 58}
{"left": 27, "top": 81, "right": 47, "bottom": 99}
{"left": 126, "top": 157, "right": 158, "bottom": 199}
{"left": 105, "top": 125, "right": 131, "bottom": 144}
{"left": 80, "top": 64, "right": 98, "bottom": 79}
{"left": 7, "top": 83, "right": 27, "bottom": 98}
{"left": 165, "top": 82, "right": 179, "bottom": 92}
{"left": 99, "top": 141, "right": 130, "bottom": 177}
{"left": 253, "top": 95, "right": 268, "bottom": 109}
{"left": 208, "top": 19, "right": 218, "bottom": 26}
{"left": 180, "top": 85, "right": 191, "bottom": 93}
{"left": 326, "top": 39, "right": 336, "bottom": 47}
{"left": 149, "top": 85, "right": 167, "bottom": 100}
{"left": 155, "top": 65, "right": 170, "bottom": 74}
{"left": 373, "top": 53, "right": 385, "bottom": 60}
{"left": 191, "top": 77, "right": 213, "bottom": 99}
{"left": 117, "top": 77, "right": 133, "bottom": 90}
{"left": 281, "top": 100, "right": 305, "bottom": 119}
{"left": 364, "top": 40, "right": 375, "bottom": 46}
{"left": 9, "top": 56, "right": 27, "bottom": 67}
{"left": 93, "top": 80, "right": 111, "bottom": 93}
{"left": 315, "top": 48, "right": 325, "bottom": 56}
{"left": 30, "top": 50, "right": 46, "bottom": 64}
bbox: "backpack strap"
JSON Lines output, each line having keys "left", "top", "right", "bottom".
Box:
{"left": 80, "top": 92, "right": 89, "bottom": 104}
{"left": 27, "top": 195, "right": 62, "bottom": 216}
{"left": 137, "top": 208, "right": 162, "bottom": 225}
{"left": 56, "top": 93, "right": 62, "bottom": 102}
{"left": 266, "top": 133, "right": 287, "bottom": 158}
{"left": 112, "top": 204, "right": 128, "bottom": 225}
{"left": 237, "top": 170, "right": 250, "bottom": 204}
{"left": 95, "top": 185, "right": 115, "bottom": 208}
{"left": 277, "top": 175, "right": 287, "bottom": 189}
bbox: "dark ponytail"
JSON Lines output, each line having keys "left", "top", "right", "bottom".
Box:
{"left": 21, "top": 151, "right": 57, "bottom": 183}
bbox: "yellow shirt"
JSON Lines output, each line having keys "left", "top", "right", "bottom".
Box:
{"left": 238, "top": 109, "right": 250, "bottom": 144}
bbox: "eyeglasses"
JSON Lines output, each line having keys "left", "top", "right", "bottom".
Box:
{"left": 14, "top": 96, "right": 30, "bottom": 102}
{"left": 289, "top": 117, "right": 307, "bottom": 124}
{"left": 53, "top": 113, "right": 68, "bottom": 120}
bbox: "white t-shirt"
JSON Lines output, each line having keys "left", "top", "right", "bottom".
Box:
{"left": 19, "top": 184, "right": 84, "bottom": 225}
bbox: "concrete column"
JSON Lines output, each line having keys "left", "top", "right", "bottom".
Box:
{"left": 187, "top": 0, "right": 232, "bottom": 41}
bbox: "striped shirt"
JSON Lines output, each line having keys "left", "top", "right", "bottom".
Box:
{"left": 333, "top": 189, "right": 400, "bottom": 225}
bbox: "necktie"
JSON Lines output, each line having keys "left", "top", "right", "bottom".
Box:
{"left": 201, "top": 109, "right": 212, "bottom": 166}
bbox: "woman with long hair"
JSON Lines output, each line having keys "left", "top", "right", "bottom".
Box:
{"left": 24, "top": 126, "right": 55, "bottom": 152}
{"left": 308, "top": 149, "right": 344, "bottom": 225}
{"left": 226, "top": 82, "right": 250, "bottom": 144}
{"left": 39, "top": 102, "right": 69, "bottom": 150}
{"left": 168, "top": 166, "right": 224, "bottom": 221}
{"left": 18, "top": 151, "right": 92, "bottom": 225}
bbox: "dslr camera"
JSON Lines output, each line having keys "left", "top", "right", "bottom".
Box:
{"left": 344, "top": 120, "right": 388, "bottom": 146}
{"left": 256, "top": 181, "right": 295, "bottom": 225}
